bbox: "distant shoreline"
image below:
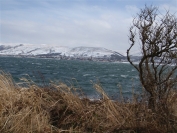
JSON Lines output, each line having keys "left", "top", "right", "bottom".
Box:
{"left": 0, "top": 54, "right": 130, "bottom": 63}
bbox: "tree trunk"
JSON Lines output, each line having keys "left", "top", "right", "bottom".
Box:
{"left": 148, "top": 93, "right": 156, "bottom": 111}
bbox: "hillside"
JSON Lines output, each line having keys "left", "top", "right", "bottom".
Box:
{"left": 0, "top": 44, "right": 126, "bottom": 62}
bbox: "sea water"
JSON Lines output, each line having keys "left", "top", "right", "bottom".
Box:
{"left": 0, "top": 57, "right": 141, "bottom": 99}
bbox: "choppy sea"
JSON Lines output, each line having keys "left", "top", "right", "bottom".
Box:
{"left": 0, "top": 57, "right": 141, "bottom": 99}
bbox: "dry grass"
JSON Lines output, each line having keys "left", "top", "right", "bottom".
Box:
{"left": 0, "top": 71, "right": 177, "bottom": 133}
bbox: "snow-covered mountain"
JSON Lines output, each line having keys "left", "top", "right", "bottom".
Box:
{"left": 0, "top": 44, "right": 69, "bottom": 56}
{"left": 0, "top": 44, "right": 126, "bottom": 61}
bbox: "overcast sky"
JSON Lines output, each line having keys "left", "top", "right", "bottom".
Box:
{"left": 0, "top": 0, "right": 177, "bottom": 53}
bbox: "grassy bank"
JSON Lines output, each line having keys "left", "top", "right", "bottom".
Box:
{"left": 0, "top": 71, "right": 177, "bottom": 133}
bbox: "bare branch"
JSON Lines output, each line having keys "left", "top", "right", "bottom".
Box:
{"left": 127, "top": 5, "right": 177, "bottom": 111}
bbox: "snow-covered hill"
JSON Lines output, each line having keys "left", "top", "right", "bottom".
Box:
{"left": 0, "top": 44, "right": 126, "bottom": 61}
{"left": 66, "top": 46, "right": 124, "bottom": 57}
{"left": 0, "top": 44, "right": 69, "bottom": 56}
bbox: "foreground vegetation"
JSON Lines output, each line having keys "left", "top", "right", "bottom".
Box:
{"left": 0, "top": 71, "right": 177, "bottom": 133}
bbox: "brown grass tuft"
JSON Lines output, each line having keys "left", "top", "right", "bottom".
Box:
{"left": 0, "top": 71, "right": 177, "bottom": 132}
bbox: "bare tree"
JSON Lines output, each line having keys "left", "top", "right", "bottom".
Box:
{"left": 127, "top": 5, "right": 177, "bottom": 111}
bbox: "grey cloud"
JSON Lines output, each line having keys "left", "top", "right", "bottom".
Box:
{"left": 1, "top": 0, "right": 176, "bottom": 54}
